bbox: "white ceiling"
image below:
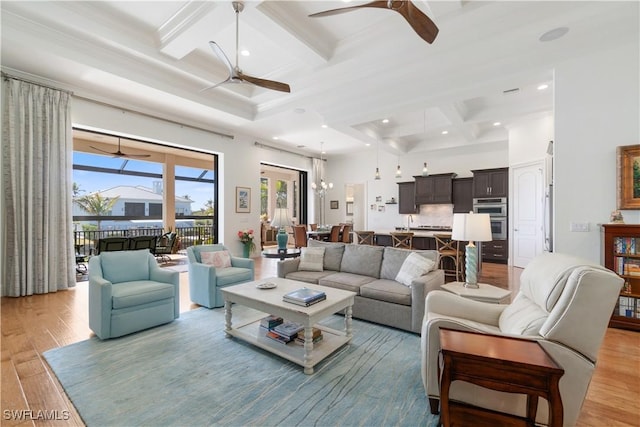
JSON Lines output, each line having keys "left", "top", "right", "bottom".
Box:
{"left": 2, "top": 1, "right": 638, "bottom": 157}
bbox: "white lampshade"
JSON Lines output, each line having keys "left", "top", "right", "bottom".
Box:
{"left": 451, "top": 212, "right": 492, "bottom": 242}
{"left": 270, "top": 208, "right": 290, "bottom": 229}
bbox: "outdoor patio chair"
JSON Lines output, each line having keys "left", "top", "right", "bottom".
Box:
{"left": 155, "top": 232, "right": 176, "bottom": 263}
{"left": 97, "top": 236, "right": 129, "bottom": 254}
{"left": 128, "top": 235, "right": 157, "bottom": 253}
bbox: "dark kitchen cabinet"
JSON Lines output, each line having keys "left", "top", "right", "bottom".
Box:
{"left": 414, "top": 173, "right": 456, "bottom": 205}
{"left": 452, "top": 178, "right": 473, "bottom": 213}
{"left": 398, "top": 182, "right": 417, "bottom": 214}
{"left": 482, "top": 240, "right": 508, "bottom": 263}
{"left": 472, "top": 168, "right": 508, "bottom": 198}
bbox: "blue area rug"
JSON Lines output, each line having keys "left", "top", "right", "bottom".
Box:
{"left": 44, "top": 307, "right": 439, "bottom": 427}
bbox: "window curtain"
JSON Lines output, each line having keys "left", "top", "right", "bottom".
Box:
{"left": 1, "top": 76, "right": 75, "bottom": 296}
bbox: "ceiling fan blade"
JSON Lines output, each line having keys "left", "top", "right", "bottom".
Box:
{"left": 115, "top": 152, "right": 151, "bottom": 159}
{"left": 200, "top": 76, "right": 233, "bottom": 93}
{"left": 395, "top": 1, "right": 439, "bottom": 44}
{"left": 238, "top": 71, "right": 291, "bottom": 93}
{"left": 310, "top": 1, "right": 438, "bottom": 44}
{"left": 90, "top": 145, "right": 116, "bottom": 155}
{"left": 208, "top": 41, "right": 234, "bottom": 76}
{"left": 309, "top": 1, "right": 389, "bottom": 18}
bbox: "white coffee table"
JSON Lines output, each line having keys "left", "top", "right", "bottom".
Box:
{"left": 221, "top": 277, "right": 356, "bottom": 374}
{"left": 441, "top": 281, "right": 511, "bottom": 304}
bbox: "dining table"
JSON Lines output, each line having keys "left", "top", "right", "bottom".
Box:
{"left": 306, "top": 230, "right": 332, "bottom": 241}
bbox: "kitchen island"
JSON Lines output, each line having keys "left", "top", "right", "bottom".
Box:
{"left": 374, "top": 229, "right": 452, "bottom": 250}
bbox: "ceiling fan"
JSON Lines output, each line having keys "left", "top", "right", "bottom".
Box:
{"left": 90, "top": 138, "right": 151, "bottom": 159}
{"left": 201, "top": 1, "right": 291, "bottom": 93}
{"left": 309, "top": 0, "right": 439, "bottom": 45}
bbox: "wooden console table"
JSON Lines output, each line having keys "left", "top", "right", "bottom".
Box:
{"left": 438, "top": 328, "right": 564, "bottom": 427}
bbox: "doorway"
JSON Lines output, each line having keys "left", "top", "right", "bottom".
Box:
{"left": 512, "top": 161, "right": 545, "bottom": 268}
{"left": 260, "top": 163, "right": 308, "bottom": 226}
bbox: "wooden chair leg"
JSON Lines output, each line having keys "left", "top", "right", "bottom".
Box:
{"left": 429, "top": 398, "right": 440, "bottom": 414}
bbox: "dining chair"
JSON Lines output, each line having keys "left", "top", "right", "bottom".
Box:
{"left": 309, "top": 223, "right": 318, "bottom": 231}
{"left": 329, "top": 225, "right": 342, "bottom": 242}
{"left": 434, "top": 234, "right": 464, "bottom": 282}
{"left": 293, "top": 225, "right": 308, "bottom": 248}
{"left": 341, "top": 224, "right": 352, "bottom": 243}
{"left": 355, "top": 231, "right": 375, "bottom": 245}
{"left": 390, "top": 232, "right": 414, "bottom": 249}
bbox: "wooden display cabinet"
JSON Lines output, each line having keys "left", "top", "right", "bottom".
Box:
{"left": 602, "top": 223, "right": 640, "bottom": 331}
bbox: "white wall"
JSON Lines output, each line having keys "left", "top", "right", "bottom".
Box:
{"left": 554, "top": 40, "right": 640, "bottom": 262}
{"left": 509, "top": 114, "right": 554, "bottom": 168}
{"left": 71, "top": 98, "right": 312, "bottom": 257}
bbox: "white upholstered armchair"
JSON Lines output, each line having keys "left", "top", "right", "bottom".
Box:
{"left": 421, "top": 252, "right": 623, "bottom": 426}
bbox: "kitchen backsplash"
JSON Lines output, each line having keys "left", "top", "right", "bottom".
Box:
{"left": 416, "top": 204, "right": 454, "bottom": 227}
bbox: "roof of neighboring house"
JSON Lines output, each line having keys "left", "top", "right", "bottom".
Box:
{"left": 78, "top": 186, "right": 193, "bottom": 204}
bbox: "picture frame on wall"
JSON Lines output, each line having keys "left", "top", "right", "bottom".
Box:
{"left": 236, "top": 186, "right": 251, "bottom": 213}
{"left": 330, "top": 200, "right": 339, "bottom": 209}
{"left": 617, "top": 144, "right": 640, "bottom": 209}
{"left": 346, "top": 201, "right": 354, "bottom": 216}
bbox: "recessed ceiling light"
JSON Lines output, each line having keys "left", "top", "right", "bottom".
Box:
{"left": 272, "top": 136, "right": 279, "bottom": 140}
{"left": 537, "top": 84, "right": 549, "bottom": 91}
{"left": 493, "top": 122, "right": 501, "bottom": 127}
{"left": 365, "top": 143, "right": 371, "bottom": 147}
{"left": 240, "top": 49, "right": 250, "bottom": 56}
{"left": 321, "top": 124, "right": 328, "bottom": 128}
{"left": 441, "top": 130, "right": 448, "bottom": 135}
{"left": 382, "top": 119, "right": 389, "bottom": 124}
{"left": 539, "top": 27, "right": 569, "bottom": 42}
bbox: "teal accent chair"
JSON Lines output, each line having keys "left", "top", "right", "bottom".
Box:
{"left": 89, "top": 250, "right": 180, "bottom": 339}
{"left": 187, "top": 244, "right": 255, "bottom": 308}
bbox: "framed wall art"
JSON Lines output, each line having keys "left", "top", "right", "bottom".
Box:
{"left": 330, "top": 200, "right": 339, "bottom": 209}
{"left": 617, "top": 144, "right": 640, "bottom": 209}
{"left": 236, "top": 186, "right": 251, "bottom": 213}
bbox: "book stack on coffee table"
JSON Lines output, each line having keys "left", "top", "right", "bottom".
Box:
{"left": 283, "top": 288, "right": 326, "bottom": 307}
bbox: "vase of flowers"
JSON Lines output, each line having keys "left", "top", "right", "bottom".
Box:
{"left": 237, "top": 229, "right": 255, "bottom": 258}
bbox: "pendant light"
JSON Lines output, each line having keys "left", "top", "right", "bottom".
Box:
{"left": 422, "top": 162, "right": 428, "bottom": 176}
{"left": 420, "top": 110, "right": 428, "bottom": 177}
{"left": 395, "top": 155, "right": 402, "bottom": 178}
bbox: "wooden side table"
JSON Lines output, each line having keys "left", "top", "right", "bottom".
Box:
{"left": 438, "top": 328, "right": 564, "bottom": 427}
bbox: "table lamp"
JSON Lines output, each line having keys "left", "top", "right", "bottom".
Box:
{"left": 270, "top": 208, "right": 290, "bottom": 251}
{"left": 451, "top": 212, "right": 492, "bottom": 288}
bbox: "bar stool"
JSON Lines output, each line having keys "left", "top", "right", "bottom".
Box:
{"left": 390, "top": 232, "right": 414, "bottom": 249}
{"left": 355, "top": 231, "right": 375, "bottom": 245}
{"left": 434, "top": 234, "right": 464, "bottom": 282}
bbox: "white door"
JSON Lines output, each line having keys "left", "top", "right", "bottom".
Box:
{"left": 512, "top": 161, "right": 545, "bottom": 268}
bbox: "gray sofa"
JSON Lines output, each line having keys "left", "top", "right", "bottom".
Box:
{"left": 277, "top": 240, "right": 444, "bottom": 333}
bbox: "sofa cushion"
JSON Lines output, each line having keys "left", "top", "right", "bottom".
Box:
{"left": 201, "top": 250, "right": 231, "bottom": 268}
{"left": 308, "top": 240, "right": 345, "bottom": 271}
{"left": 298, "top": 247, "right": 325, "bottom": 272}
{"left": 340, "top": 244, "right": 384, "bottom": 278}
{"left": 100, "top": 251, "right": 150, "bottom": 284}
{"left": 111, "top": 280, "right": 175, "bottom": 309}
{"left": 380, "top": 247, "right": 438, "bottom": 280}
{"left": 284, "top": 270, "right": 334, "bottom": 284}
{"left": 360, "top": 279, "right": 412, "bottom": 306}
{"left": 319, "top": 272, "right": 376, "bottom": 294}
{"left": 395, "top": 252, "right": 436, "bottom": 287}
{"left": 216, "top": 267, "right": 254, "bottom": 287}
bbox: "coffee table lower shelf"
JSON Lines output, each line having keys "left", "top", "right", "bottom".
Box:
{"left": 225, "top": 317, "right": 351, "bottom": 372}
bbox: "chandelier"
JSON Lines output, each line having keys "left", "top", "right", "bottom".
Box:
{"left": 311, "top": 142, "right": 333, "bottom": 197}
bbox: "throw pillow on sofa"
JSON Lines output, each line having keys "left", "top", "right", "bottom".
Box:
{"left": 298, "top": 247, "right": 325, "bottom": 272}
{"left": 395, "top": 252, "right": 436, "bottom": 287}
{"left": 201, "top": 250, "right": 232, "bottom": 268}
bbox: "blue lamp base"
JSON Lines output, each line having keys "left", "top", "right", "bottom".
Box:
{"left": 277, "top": 229, "right": 288, "bottom": 250}
{"left": 464, "top": 242, "right": 479, "bottom": 288}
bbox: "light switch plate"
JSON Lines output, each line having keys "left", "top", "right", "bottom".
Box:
{"left": 570, "top": 222, "right": 590, "bottom": 232}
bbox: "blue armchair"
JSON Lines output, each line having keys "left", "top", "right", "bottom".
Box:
{"left": 186, "top": 244, "right": 255, "bottom": 308}
{"left": 88, "top": 250, "right": 180, "bottom": 339}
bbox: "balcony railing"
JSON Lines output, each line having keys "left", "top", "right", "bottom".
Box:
{"left": 74, "top": 226, "right": 215, "bottom": 256}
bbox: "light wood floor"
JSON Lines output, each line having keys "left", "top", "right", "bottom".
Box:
{"left": 1, "top": 258, "right": 638, "bottom": 426}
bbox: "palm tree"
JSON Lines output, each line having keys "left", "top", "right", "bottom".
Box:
{"left": 72, "top": 182, "right": 84, "bottom": 197}
{"left": 75, "top": 193, "right": 119, "bottom": 230}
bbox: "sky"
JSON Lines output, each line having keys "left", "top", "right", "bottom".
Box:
{"left": 73, "top": 152, "right": 215, "bottom": 211}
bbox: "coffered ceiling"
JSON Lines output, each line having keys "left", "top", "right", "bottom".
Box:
{"left": 1, "top": 1, "right": 637, "bottom": 157}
